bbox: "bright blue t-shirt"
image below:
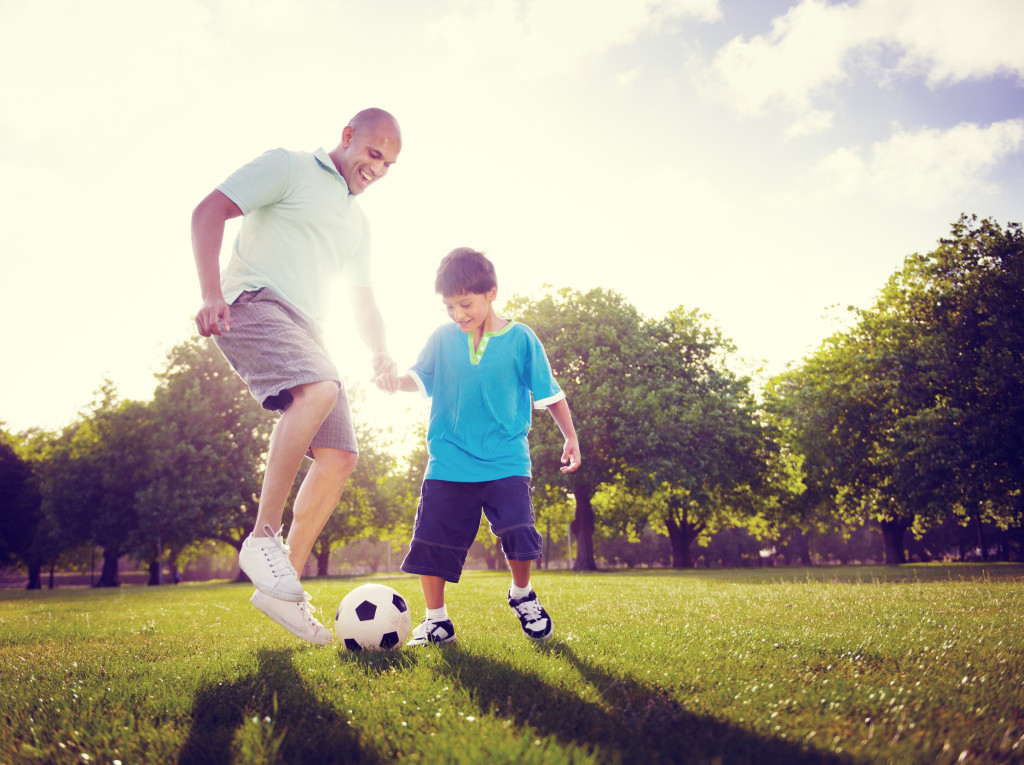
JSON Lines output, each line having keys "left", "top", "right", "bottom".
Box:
{"left": 409, "top": 320, "right": 565, "bottom": 482}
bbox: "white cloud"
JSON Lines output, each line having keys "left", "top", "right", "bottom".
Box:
{"left": 701, "top": 0, "right": 861, "bottom": 115}
{"left": 424, "top": 0, "right": 721, "bottom": 80}
{"left": 700, "top": 0, "right": 1024, "bottom": 121}
{"left": 812, "top": 118, "right": 1024, "bottom": 208}
{"left": 0, "top": 0, "right": 221, "bottom": 145}
{"left": 787, "top": 108, "right": 835, "bottom": 137}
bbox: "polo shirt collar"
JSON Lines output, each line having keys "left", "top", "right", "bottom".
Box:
{"left": 314, "top": 147, "right": 351, "bottom": 193}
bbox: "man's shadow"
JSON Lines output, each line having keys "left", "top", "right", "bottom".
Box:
{"left": 431, "top": 641, "right": 849, "bottom": 765}
{"left": 178, "top": 647, "right": 389, "bottom": 765}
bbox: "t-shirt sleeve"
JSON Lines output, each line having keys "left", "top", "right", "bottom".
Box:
{"left": 409, "top": 326, "right": 441, "bottom": 399}
{"left": 522, "top": 327, "right": 564, "bottom": 409}
{"left": 216, "top": 148, "right": 290, "bottom": 215}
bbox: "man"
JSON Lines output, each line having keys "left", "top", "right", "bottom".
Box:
{"left": 192, "top": 108, "right": 402, "bottom": 644}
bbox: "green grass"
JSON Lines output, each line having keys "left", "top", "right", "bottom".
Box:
{"left": 2, "top": 565, "right": 1023, "bottom": 764}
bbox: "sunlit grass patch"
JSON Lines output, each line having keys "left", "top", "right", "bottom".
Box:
{"left": 1, "top": 565, "right": 1022, "bottom": 763}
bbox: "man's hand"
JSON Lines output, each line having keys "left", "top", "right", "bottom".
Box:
{"left": 371, "top": 352, "right": 398, "bottom": 393}
{"left": 196, "top": 296, "right": 231, "bottom": 337}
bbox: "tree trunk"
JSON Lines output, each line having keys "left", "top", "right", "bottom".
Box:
{"left": 973, "top": 509, "right": 988, "bottom": 561}
{"left": 571, "top": 489, "right": 597, "bottom": 571}
{"left": 316, "top": 545, "right": 331, "bottom": 577}
{"left": 148, "top": 560, "right": 161, "bottom": 586}
{"left": 664, "top": 514, "right": 699, "bottom": 568}
{"left": 96, "top": 548, "right": 121, "bottom": 587}
{"left": 26, "top": 562, "right": 42, "bottom": 590}
{"left": 879, "top": 519, "right": 908, "bottom": 566}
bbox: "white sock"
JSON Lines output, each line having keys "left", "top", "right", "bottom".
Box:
{"left": 509, "top": 583, "right": 532, "bottom": 599}
{"left": 426, "top": 606, "right": 448, "bottom": 621}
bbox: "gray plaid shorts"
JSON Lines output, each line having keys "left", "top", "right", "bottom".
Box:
{"left": 214, "top": 288, "right": 357, "bottom": 455}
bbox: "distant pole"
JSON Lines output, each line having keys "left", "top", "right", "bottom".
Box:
{"left": 545, "top": 520, "right": 551, "bottom": 570}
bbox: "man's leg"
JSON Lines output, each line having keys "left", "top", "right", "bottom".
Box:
{"left": 252, "top": 380, "right": 340, "bottom": 538}
{"left": 286, "top": 446, "right": 358, "bottom": 575}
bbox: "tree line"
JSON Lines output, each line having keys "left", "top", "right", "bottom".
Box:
{"left": 1, "top": 215, "right": 1021, "bottom": 587}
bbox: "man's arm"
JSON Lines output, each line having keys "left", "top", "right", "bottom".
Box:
{"left": 350, "top": 285, "right": 398, "bottom": 391}
{"left": 192, "top": 190, "right": 243, "bottom": 337}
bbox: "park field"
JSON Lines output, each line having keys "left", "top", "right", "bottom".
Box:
{"left": 1, "top": 565, "right": 1022, "bottom": 764}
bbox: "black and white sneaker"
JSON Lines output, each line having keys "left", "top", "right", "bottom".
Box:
{"left": 508, "top": 589, "right": 553, "bottom": 641}
{"left": 406, "top": 618, "right": 457, "bottom": 647}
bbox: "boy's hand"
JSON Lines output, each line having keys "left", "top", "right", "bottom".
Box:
{"left": 371, "top": 352, "right": 398, "bottom": 393}
{"left": 560, "top": 439, "right": 581, "bottom": 473}
{"left": 373, "top": 370, "right": 401, "bottom": 393}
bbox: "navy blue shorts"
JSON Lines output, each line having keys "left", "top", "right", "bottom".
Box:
{"left": 401, "top": 477, "right": 543, "bottom": 583}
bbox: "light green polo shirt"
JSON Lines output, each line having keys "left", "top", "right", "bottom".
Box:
{"left": 217, "top": 147, "right": 372, "bottom": 324}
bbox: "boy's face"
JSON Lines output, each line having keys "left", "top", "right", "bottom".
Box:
{"left": 443, "top": 289, "right": 497, "bottom": 334}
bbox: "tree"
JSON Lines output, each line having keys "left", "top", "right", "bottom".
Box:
{"left": 506, "top": 288, "right": 647, "bottom": 570}
{"left": 40, "top": 383, "right": 154, "bottom": 586}
{"left": 0, "top": 430, "right": 46, "bottom": 588}
{"left": 766, "top": 216, "right": 1024, "bottom": 564}
{"left": 138, "top": 338, "right": 275, "bottom": 578}
{"left": 619, "top": 307, "right": 777, "bottom": 568}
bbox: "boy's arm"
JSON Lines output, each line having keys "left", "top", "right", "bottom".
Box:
{"left": 375, "top": 371, "right": 420, "bottom": 394}
{"left": 546, "top": 398, "right": 581, "bottom": 473}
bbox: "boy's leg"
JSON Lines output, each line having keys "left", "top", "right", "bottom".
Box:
{"left": 421, "top": 574, "right": 447, "bottom": 609}
{"left": 508, "top": 559, "right": 532, "bottom": 590}
{"left": 407, "top": 575, "right": 456, "bottom": 646}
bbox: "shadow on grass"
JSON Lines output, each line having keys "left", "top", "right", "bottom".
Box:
{"left": 178, "top": 647, "right": 386, "bottom": 765}
{"left": 432, "top": 641, "right": 851, "bottom": 765}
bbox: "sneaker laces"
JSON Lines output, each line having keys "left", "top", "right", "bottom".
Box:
{"left": 301, "top": 592, "right": 317, "bottom": 616}
{"left": 259, "top": 523, "right": 298, "bottom": 579}
{"left": 514, "top": 598, "right": 545, "bottom": 622}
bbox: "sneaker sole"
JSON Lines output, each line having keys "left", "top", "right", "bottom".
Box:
{"left": 238, "top": 557, "right": 306, "bottom": 602}
{"left": 249, "top": 581, "right": 306, "bottom": 602}
{"left": 250, "top": 593, "right": 333, "bottom": 645}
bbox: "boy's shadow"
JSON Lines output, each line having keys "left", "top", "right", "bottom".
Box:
{"left": 178, "top": 647, "right": 386, "bottom": 765}
{"left": 432, "top": 641, "right": 848, "bottom": 765}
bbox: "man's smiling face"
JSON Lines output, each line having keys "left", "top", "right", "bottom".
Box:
{"left": 335, "top": 117, "right": 401, "bottom": 195}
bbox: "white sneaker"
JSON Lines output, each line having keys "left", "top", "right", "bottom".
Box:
{"left": 250, "top": 590, "right": 333, "bottom": 645}
{"left": 405, "top": 618, "right": 457, "bottom": 647}
{"left": 238, "top": 524, "right": 304, "bottom": 602}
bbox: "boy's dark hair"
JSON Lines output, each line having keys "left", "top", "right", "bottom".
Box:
{"left": 435, "top": 247, "right": 498, "bottom": 297}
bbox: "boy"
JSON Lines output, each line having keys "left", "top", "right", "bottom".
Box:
{"left": 379, "top": 248, "right": 581, "bottom": 645}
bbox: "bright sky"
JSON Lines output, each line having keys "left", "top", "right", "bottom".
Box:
{"left": 2, "top": 0, "right": 1022, "bottom": 440}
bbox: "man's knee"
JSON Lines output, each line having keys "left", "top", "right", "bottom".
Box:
{"left": 314, "top": 448, "right": 358, "bottom": 480}
{"left": 290, "top": 380, "right": 340, "bottom": 418}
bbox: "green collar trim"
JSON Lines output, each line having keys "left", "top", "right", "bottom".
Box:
{"left": 468, "top": 320, "right": 515, "bottom": 365}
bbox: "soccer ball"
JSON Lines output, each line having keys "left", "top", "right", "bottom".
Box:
{"left": 335, "top": 583, "right": 412, "bottom": 651}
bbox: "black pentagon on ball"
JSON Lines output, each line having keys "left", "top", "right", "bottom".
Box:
{"left": 380, "top": 631, "right": 400, "bottom": 650}
{"left": 355, "top": 600, "right": 377, "bottom": 621}
{"left": 392, "top": 594, "right": 408, "bottom": 613}
{"left": 344, "top": 638, "right": 362, "bottom": 651}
